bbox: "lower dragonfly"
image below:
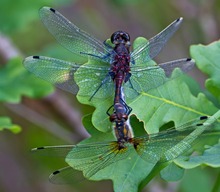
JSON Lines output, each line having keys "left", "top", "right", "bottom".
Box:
{"left": 107, "top": 87, "right": 133, "bottom": 145}
{"left": 32, "top": 109, "right": 217, "bottom": 183}
{"left": 24, "top": 7, "right": 195, "bottom": 103}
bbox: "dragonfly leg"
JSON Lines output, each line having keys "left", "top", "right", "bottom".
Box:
{"left": 106, "top": 104, "right": 114, "bottom": 116}
{"left": 124, "top": 72, "right": 131, "bottom": 83}
{"left": 79, "top": 51, "right": 112, "bottom": 61}
{"left": 130, "top": 57, "right": 136, "bottom": 64}
{"left": 80, "top": 51, "right": 104, "bottom": 60}
{"left": 127, "top": 105, "right": 132, "bottom": 115}
{"left": 89, "top": 73, "right": 111, "bottom": 101}
{"left": 119, "top": 98, "right": 132, "bottom": 115}
{"left": 128, "top": 79, "right": 139, "bottom": 95}
{"left": 128, "top": 79, "right": 134, "bottom": 89}
{"left": 109, "top": 71, "right": 116, "bottom": 80}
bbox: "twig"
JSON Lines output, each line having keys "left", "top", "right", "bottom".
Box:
{"left": 0, "top": 33, "right": 21, "bottom": 61}
{"left": 44, "top": 93, "right": 90, "bottom": 138}
{"left": 5, "top": 103, "right": 81, "bottom": 143}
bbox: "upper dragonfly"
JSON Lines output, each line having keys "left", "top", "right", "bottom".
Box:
{"left": 24, "top": 7, "right": 195, "bottom": 101}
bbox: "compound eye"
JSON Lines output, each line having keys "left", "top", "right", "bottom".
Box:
{"left": 111, "top": 31, "right": 130, "bottom": 44}
{"left": 109, "top": 114, "right": 116, "bottom": 122}
{"left": 123, "top": 32, "right": 130, "bottom": 41}
{"left": 122, "top": 115, "right": 128, "bottom": 121}
{"left": 111, "top": 31, "right": 119, "bottom": 43}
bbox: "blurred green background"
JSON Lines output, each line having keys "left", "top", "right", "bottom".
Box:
{"left": 0, "top": 0, "right": 220, "bottom": 192}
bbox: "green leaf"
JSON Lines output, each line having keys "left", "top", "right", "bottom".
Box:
{"left": 0, "top": 116, "right": 21, "bottom": 133}
{"left": 0, "top": 57, "right": 54, "bottom": 103}
{"left": 179, "top": 167, "right": 214, "bottom": 192}
{"left": 190, "top": 41, "right": 220, "bottom": 102}
{"left": 160, "top": 162, "right": 184, "bottom": 181}
{"left": 175, "top": 142, "right": 220, "bottom": 169}
{"left": 129, "top": 74, "right": 218, "bottom": 134}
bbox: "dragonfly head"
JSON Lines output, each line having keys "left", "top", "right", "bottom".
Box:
{"left": 111, "top": 31, "right": 131, "bottom": 47}
{"left": 109, "top": 102, "right": 129, "bottom": 122}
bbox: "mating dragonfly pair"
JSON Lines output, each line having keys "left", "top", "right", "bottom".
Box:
{"left": 25, "top": 7, "right": 210, "bottom": 183}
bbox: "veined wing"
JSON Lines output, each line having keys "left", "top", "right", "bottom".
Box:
{"left": 31, "top": 146, "right": 87, "bottom": 184}
{"left": 31, "top": 145, "right": 74, "bottom": 157}
{"left": 39, "top": 7, "right": 114, "bottom": 62}
{"left": 31, "top": 141, "right": 133, "bottom": 181}
{"left": 134, "top": 116, "right": 215, "bottom": 163}
{"left": 131, "top": 18, "right": 183, "bottom": 64}
{"left": 125, "top": 58, "right": 195, "bottom": 95}
{"left": 23, "top": 56, "right": 114, "bottom": 99}
{"left": 66, "top": 141, "right": 133, "bottom": 179}
{"left": 49, "top": 166, "right": 86, "bottom": 184}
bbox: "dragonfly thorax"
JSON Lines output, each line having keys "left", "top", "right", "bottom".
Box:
{"left": 114, "top": 121, "right": 133, "bottom": 144}
{"left": 114, "top": 54, "right": 130, "bottom": 65}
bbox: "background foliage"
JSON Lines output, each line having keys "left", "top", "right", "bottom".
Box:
{"left": 0, "top": 0, "right": 220, "bottom": 192}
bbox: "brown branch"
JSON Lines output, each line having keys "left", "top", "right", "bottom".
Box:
{"left": 0, "top": 33, "right": 21, "bottom": 62}
{"left": 44, "top": 92, "right": 90, "bottom": 138}
{"left": 5, "top": 103, "right": 82, "bottom": 143}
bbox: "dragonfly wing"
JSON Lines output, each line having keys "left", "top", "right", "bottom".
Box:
{"left": 126, "top": 65, "right": 166, "bottom": 95}
{"left": 131, "top": 18, "right": 183, "bottom": 64}
{"left": 24, "top": 56, "right": 80, "bottom": 94}
{"left": 32, "top": 142, "right": 133, "bottom": 180}
{"left": 24, "top": 56, "right": 113, "bottom": 98}
{"left": 49, "top": 166, "right": 86, "bottom": 184}
{"left": 39, "top": 7, "right": 114, "bottom": 62}
{"left": 126, "top": 58, "right": 195, "bottom": 95}
{"left": 134, "top": 137, "right": 184, "bottom": 163}
{"left": 159, "top": 58, "right": 195, "bottom": 77}
{"left": 66, "top": 142, "right": 133, "bottom": 179}
{"left": 135, "top": 116, "right": 212, "bottom": 163}
{"left": 74, "top": 63, "right": 114, "bottom": 99}
{"left": 31, "top": 145, "right": 74, "bottom": 157}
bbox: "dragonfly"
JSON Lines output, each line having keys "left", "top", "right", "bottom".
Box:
{"left": 24, "top": 7, "right": 195, "bottom": 103}
{"left": 32, "top": 115, "right": 216, "bottom": 184}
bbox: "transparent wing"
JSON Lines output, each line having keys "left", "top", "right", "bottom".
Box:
{"left": 31, "top": 145, "right": 74, "bottom": 157}
{"left": 125, "top": 58, "right": 195, "bottom": 95}
{"left": 66, "top": 142, "right": 133, "bottom": 178}
{"left": 158, "top": 58, "right": 195, "bottom": 77}
{"left": 131, "top": 18, "right": 183, "bottom": 64}
{"left": 32, "top": 141, "right": 133, "bottom": 180}
{"left": 32, "top": 147, "right": 83, "bottom": 183}
{"left": 134, "top": 116, "right": 213, "bottom": 163}
{"left": 49, "top": 166, "right": 86, "bottom": 184}
{"left": 23, "top": 56, "right": 114, "bottom": 99}
{"left": 39, "top": 7, "right": 114, "bottom": 62}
